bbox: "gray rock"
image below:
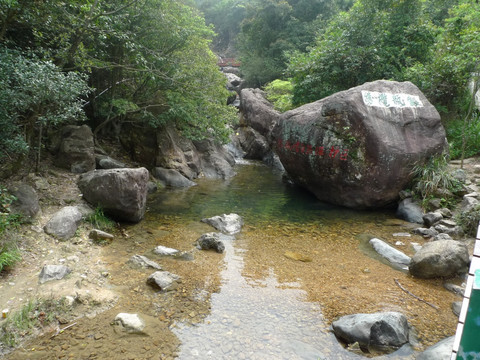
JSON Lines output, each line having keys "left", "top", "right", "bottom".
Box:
{"left": 146, "top": 181, "right": 158, "bottom": 194}
{"left": 54, "top": 125, "right": 95, "bottom": 173}
{"left": 196, "top": 233, "right": 226, "bottom": 253}
{"left": 152, "top": 167, "right": 196, "bottom": 188}
{"left": 433, "top": 233, "right": 453, "bottom": 241}
{"left": 271, "top": 80, "right": 447, "bottom": 209}
{"left": 147, "top": 271, "right": 180, "bottom": 291}
{"left": 459, "top": 196, "right": 479, "bottom": 213}
{"left": 452, "top": 301, "right": 462, "bottom": 316}
{"left": 89, "top": 229, "right": 114, "bottom": 241}
{"left": 201, "top": 213, "right": 243, "bottom": 234}
{"left": 39, "top": 265, "right": 71, "bottom": 284}
{"left": 96, "top": 156, "right": 126, "bottom": 169}
{"left": 43, "top": 206, "right": 83, "bottom": 240}
{"left": 437, "top": 208, "right": 453, "bottom": 218}
{"left": 444, "top": 283, "right": 465, "bottom": 296}
{"left": 413, "top": 227, "right": 439, "bottom": 238}
{"left": 77, "top": 167, "right": 149, "bottom": 223}
{"left": 416, "top": 336, "right": 455, "bottom": 360}
{"left": 8, "top": 183, "right": 40, "bottom": 220}
{"left": 240, "top": 88, "right": 279, "bottom": 138}
{"left": 153, "top": 245, "right": 179, "bottom": 256}
{"left": 369, "top": 238, "right": 411, "bottom": 267}
{"left": 433, "top": 224, "right": 464, "bottom": 238}
{"left": 114, "top": 313, "right": 145, "bottom": 334}
{"left": 423, "top": 212, "right": 443, "bottom": 227}
{"left": 232, "top": 127, "right": 270, "bottom": 160}
{"left": 332, "top": 312, "right": 409, "bottom": 350}
{"left": 409, "top": 240, "right": 470, "bottom": 278}
{"left": 396, "top": 198, "right": 424, "bottom": 224}
{"left": 128, "top": 255, "right": 161, "bottom": 270}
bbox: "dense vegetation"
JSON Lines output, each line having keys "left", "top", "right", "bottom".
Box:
{"left": 198, "top": 0, "right": 480, "bottom": 158}
{"left": 0, "top": 0, "right": 237, "bottom": 172}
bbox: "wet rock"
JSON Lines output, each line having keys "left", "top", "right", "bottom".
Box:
{"left": 152, "top": 167, "right": 197, "bottom": 188}
{"left": 413, "top": 227, "right": 439, "bottom": 238}
{"left": 233, "top": 127, "right": 270, "bottom": 160}
{"left": 77, "top": 167, "right": 149, "bottom": 223}
{"left": 271, "top": 80, "right": 447, "bottom": 209}
{"left": 8, "top": 183, "right": 40, "bottom": 221}
{"left": 201, "top": 213, "right": 243, "bottom": 234}
{"left": 54, "top": 125, "right": 96, "bottom": 173}
{"left": 332, "top": 312, "right": 409, "bottom": 351}
{"left": 89, "top": 229, "right": 114, "bottom": 241}
{"left": 147, "top": 271, "right": 180, "bottom": 291}
{"left": 369, "top": 238, "right": 411, "bottom": 268}
{"left": 444, "top": 283, "right": 465, "bottom": 296}
{"left": 196, "top": 233, "right": 226, "bottom": 253}
{"left": 39, "top": 265, "right": 71, "bottom": 284}
{"left": 409, "top": 240, "right": 470, "bottom": 279}
{"left": 416, "top": 336, "right": 455, "bottom": 360}
{"left": 114, "top": 313, "right": 145, "bottom": 334}
{"left": 284, "top": 251, "right": 312, "bottom": 262}
{"left": 44, "top": 206, "right": 83, "bottom": 240}
{"left": 128, "top": 255, "right": 162, "bottom": 270}
{"left": 452, "top": 301, "right": 462, "bottom": 316}
{"left": 153, "top": 245, "right": 179, "bottom": 256}
{"left": 423, "top": 212, "right": 443, "bottom": 227}
{"left": 396, "top": 198, "right": 424, "bottom": 224}
{"left": 146, "top": 181, "right": 158, "bottom": 194}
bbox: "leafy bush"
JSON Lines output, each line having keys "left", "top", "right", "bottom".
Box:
{"left": 456, "top": 204, "right": 480, "bottom": 237}
{"left": 0, "top": 186, "right": 22, "bottom": 271}
{"left": 445, "top": 114, "right": 480, "bottom": 160}
{"left": 264, "top": 79, "right": 294, "bottom": 112}
{"left": 410, "top": 155, "right": 462, "bottom": 200}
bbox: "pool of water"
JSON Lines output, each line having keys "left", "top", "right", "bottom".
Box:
{"left": 5, "top": 161, "right": 459, "bottom": 360}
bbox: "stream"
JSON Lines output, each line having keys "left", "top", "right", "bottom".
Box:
{"left": 6, "top": 161, "right": 459, "bottom": 360}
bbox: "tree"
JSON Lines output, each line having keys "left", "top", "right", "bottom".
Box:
{"left": 287, "top": 0, "right": 436, "bottom": 105}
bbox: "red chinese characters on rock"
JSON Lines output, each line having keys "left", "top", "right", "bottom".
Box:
{"left": 277, "top": 139, "right": 349, "bottom": 161}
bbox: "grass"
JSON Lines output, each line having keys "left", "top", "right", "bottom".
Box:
{"left": 0, "top": 186, "right": 23, "bottom": 272}
{"left": 0, "top": 297, "right": 71, "bottom": 348}
{"left": 410, "top": 155, "right": 462, "bottom": 201}
{"left": 84, "top": 207, "right": 115, "bottom": 233}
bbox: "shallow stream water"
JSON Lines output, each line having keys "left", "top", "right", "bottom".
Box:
{"left": 6, "top": 161, "right": 459, "bottom": 360}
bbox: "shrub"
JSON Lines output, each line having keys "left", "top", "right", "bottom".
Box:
{"left": 0, "top": 186, "right": 22, "bottom": 271}
{"left": 264, "top": 79, "right": 294, "bottom": 113}
{"left": 410, "top": 155, "right": 462, "bottom": 201}
{"left": 445, "top": 114, "right": 480, "bottom": 160}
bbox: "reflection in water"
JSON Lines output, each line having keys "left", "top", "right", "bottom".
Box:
{"left": 173, "top": 240, "right": 354, "bottom": 360}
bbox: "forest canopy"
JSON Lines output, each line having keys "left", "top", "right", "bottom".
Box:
{"left": 0, "top": 0, "right": 237, "bottom": 165}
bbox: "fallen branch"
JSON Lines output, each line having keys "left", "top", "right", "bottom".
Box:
{"left": 394, "top": 278, "right": 439, "bottom": 310}
{"left": 51, "top": 322, "right": 78, "bottom": 338}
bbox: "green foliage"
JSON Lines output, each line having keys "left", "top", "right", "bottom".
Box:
{"left": 85, "top": 207, "right": 115, "bottom": 233}
{"left": 402, "top": 1, "right": 480, "bottom": 111}
{"left": 288, "top": 0, "right": 436, "bottom": 105}
{"left": 445, "top": 113, "right": 480, "bottom": 159}
{"left": 410, "top": 155, "right": 462, "bottom": 200}
{"left": 0, "top": 46, "right": 91, "bottom": 162}
{"left": 0, "top": 186, "right": 22, "bottom": 272}
{"left": 264, "top": 79, "right": 294, "bottom": 112}
{"left": 456, "top": 203, "right": 480, "bottom": 237}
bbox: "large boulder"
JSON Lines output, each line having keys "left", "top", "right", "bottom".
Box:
{"left": 77, "top": 167, "right": 149, "bottom": 223}
{"left": 409, "top": 240, "right": 470, "bottom": 278}
{"left": 152, "top": 167, "right": 196, "bottom": 188}
{"left": 43, "top": 206, "right": 83, "bottom": 240}
{"left": 239, "top": 88, "right": 280, "bottom": 139}
{"left": 271, "top": 80, "right": 448, "bottom": 209}
{"left": 8, "top": 183, "right": 40, "bottom": 221}
{"left": 332, "top": 312, "right": 409, "bottom": 351}
{"left": 233, "top": 126, "right": 270, "bottom": 160}
{"left": 416, "top": 336, "right": 455, "bottom": 360}
{"left": 54, "top": 125, "right": 96, "bottom": 173}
